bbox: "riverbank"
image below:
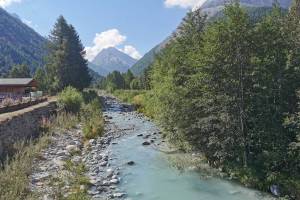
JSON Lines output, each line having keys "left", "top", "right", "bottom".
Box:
{"left": 0, "top": 93, "right": 283, "bottom": 199}
{"left": 111, "top": 89, "right": 298, "bottom": 200}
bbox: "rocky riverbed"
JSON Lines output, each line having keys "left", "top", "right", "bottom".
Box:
{"left": 29, "top": 96, "right": 157, "bottom": 200}
{"left": 29, "top": 96, "right": 275, "bottom": 200}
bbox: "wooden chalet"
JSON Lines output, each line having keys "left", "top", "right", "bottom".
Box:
{"left": 0, "top": 78, "right": 37, "bottom": 96}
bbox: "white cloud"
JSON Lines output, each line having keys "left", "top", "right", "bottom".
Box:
{"left": 85, "top": 29, "right": 126, "bottom": 61}
{"left": 119, "top": 45, "right": 142, "bottom": 60}
{"left": 0, "top": 0, "right": 22, "bottom": 8}
{"left": 85, "top": 29, "right": 142, "bottom": 61}
{"left": 164, "top": 0, "right": 205, "bottom": 9}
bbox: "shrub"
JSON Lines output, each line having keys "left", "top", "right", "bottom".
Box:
{"left": 58, "top": 86, "right": 83, "bottom": 113}
{"left": 82, "top": 90, "right": 98, "bottom": 104}
{"left": 81, "top": 99, "right": 104, "bottom": 140}
{"left": 52, "top": 112, "right": 79, "bottom": 130}
{"left": 82, "top": 115, "right": 104, "bottom": 140}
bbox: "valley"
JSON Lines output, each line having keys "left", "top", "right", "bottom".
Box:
{"left": 0, "top": 0, "right": 299, "bottom": 199}
{"left": 27, "top": 95, "right": 276, "bottom": 200}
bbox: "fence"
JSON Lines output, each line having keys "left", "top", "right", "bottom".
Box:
{"left": 0, "top": 91, "right": 47, "bottom": 114}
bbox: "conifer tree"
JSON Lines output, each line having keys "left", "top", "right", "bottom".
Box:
{"left": 46, "top": 16, "right": 91, "bottom": 93}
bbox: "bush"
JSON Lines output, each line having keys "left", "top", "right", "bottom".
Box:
{"left": 82, "top": 115, "right": 104, "bottom": 140}
{"left": 81, "top": 98, "right": 104, "bottom": 140}
{"left": 58, "top": 86, "right": 83, "bottom": 113}
{"left": 80, "top": 98, "right": 102, "bottom": 121}
{"left": 82, "top": 90, "right": 98, "bottom": 104}
{"left": 52, "top": 112, "right": 79, "bottom": 130}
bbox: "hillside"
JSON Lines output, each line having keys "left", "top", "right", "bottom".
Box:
{"left": 0, "top": 8, "right": 47, "bottom": 76}
{"left": 131, "top": 0, "right": 292, "bottom": 76}
{"left": 130, "top": 38, "right": 170, "bottom": 76}
{"left": 89, "top": 47, "right": 137, "bottom": 76}
{"left": 202, "top": 0, "right": 291, "bottom": 15}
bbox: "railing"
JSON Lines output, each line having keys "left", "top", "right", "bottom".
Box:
{"left": 0, "top": 92, "right": 47, "bottom": 114}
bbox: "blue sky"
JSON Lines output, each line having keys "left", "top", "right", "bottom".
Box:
{"left": 1, "top": 0, "right": 203, "bottom": 60}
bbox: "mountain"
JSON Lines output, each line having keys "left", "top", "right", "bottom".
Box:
{"left": 130, "top": 38, "right": 169, "bottom": 76}
{"left": 89, "top": 47, "right": 137, "bottom": 76}
{"left": 131, "top": 0, "right": 292, "bottom": 76}
{"left": 88, "top": 61, "right": 109, "bottom": 77}
{"left": 201, "top": 0, "right": 292, "bottom": 16}
{"left": 88, "top": 68, "right": 104, "bottom": 85}
{"left": 0, "top": 7, "right": 47, "bottom": 76}
{"left": 130, "top": 45, "right": 160, "bottom": 76}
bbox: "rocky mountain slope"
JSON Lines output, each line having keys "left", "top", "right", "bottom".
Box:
{"left": 0, "top": 7, "right": 47, "bottom": 76}
{"left": 201, "top": 0, "right": 291, "bottom": 16}
{"left": 89, "top": 47, "right": 137, "bottom": 76}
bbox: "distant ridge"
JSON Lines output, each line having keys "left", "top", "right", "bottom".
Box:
{"left": 88, "top": 47, "right": 137, "bottom": 76}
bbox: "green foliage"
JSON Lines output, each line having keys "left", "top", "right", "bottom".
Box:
{"left": 81, "top": 97, "right": 104, "bottom": 140}
{"left": 138, "top": 2, "right": 300, "bottom": 198}
{"left": 34, "top": 67, "right": 48, "bottom": 91}
{"left": 52, "top": 112, "right": 79, "bottom": 130}
{"left": 98, "top": 69, "right": 147, "bottom": 91}
{"left": 0, "top": 137, "right": 50, "bottom": 200}
{"left": 82, "top": 90, "right": 99, "bottom": 104}
{"left": 58, "top": 86, "right": 83, "bottom": 113}
{"left": 82, "top": 115, "right": 104, "bottom": 140}
{"left": 8, "top": 64, "right": 31, "bottom": 78}
{"left": 45, "top": 16, "right": 91, "bottom": 93}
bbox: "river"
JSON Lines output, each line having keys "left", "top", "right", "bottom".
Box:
{"left": 100, "top": 96, "right": 274, "bottom": 200}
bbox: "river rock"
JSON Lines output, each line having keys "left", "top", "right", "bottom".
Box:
{"left": 110, "top": 179, "right": 119, "bottom": 184}
{"left": 113, "top": 193, "right": 126, "bottom": 198}
{"left": 89, "top": 139, "right": 96, "bottom": 145}
{"left": 127, "top": 161, "right": 135, "bottom": 165}
{"left": 143, "top": 134, "right": 151, "bottom": 139}
{"left": 142, "top": 141, "right": 151, "bottom": 146}
{"left": 66, "top": 145, "right": 79, "bottom": 153}
{"left": 102, "top": 180, "right": 111, "bottom": 186}
{"left": 99, "top": 161, "right": 108, "bottom": 166}
{"left": 56, "top": 150, "right": 66, "bottom": 156}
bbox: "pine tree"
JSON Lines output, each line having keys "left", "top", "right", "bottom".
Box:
{"left": 34, "top": 68, "right": 48, "bottom": 91}
{"left": 123, "top": 70, "right": 134, "bottom": 89}
{"left": 46, "top": 16, "right": 91, "bottom": 93}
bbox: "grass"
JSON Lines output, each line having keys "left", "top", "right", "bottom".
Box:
{"left": 81, "top": 98, "right": 105, "bottom": 140}
{"left": 0, "top": 133, "right": 51, "bottom": 200}
{"left": 0, "top": 111, "right": 82, "bottom": 200}
{"left": 112, "top": 90, "right": 145, "bottom": 104}
{"left": 50, "top": 160, "right": 91, "bottom": 200}
{"left": 0, "top": 88, "right": 106, "bottom": 200}
{"left": 52, "top": 111, "right": 80, "bottom": 130}
{"left": 112, "top": 89, "right": 158, "bottom": 118}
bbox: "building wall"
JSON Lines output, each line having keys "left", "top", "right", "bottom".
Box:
{"left": 0, "top": 86, "right": 26, "bottom": 94}
{"left": 0, "top": 101, "right": 57, "bottom": 160}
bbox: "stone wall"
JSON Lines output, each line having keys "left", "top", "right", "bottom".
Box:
{"left": 0, "top": 101, "right": 57, "bottom": 160}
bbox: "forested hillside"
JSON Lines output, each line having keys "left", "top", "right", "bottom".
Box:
{"left": 132, "top": 5, "right": 289, "bottom": 76}
{"left": 0, "top": 8, "right": 47, "bottom": 76}
{"left": 130, "top": 39, "right": 169, "bottom": 76}
{"left": 111, "top": 2, "right": 300, "bottom": 199}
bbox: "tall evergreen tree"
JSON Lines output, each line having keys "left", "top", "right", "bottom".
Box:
{"left": 34, "top": 67, "right": 48, "bottom": 92}
{"left": 46, "top": 16, "right": 91, "bottom": 93}
{"left": 123, "top": 70, "right": 134, "bottom": 89}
